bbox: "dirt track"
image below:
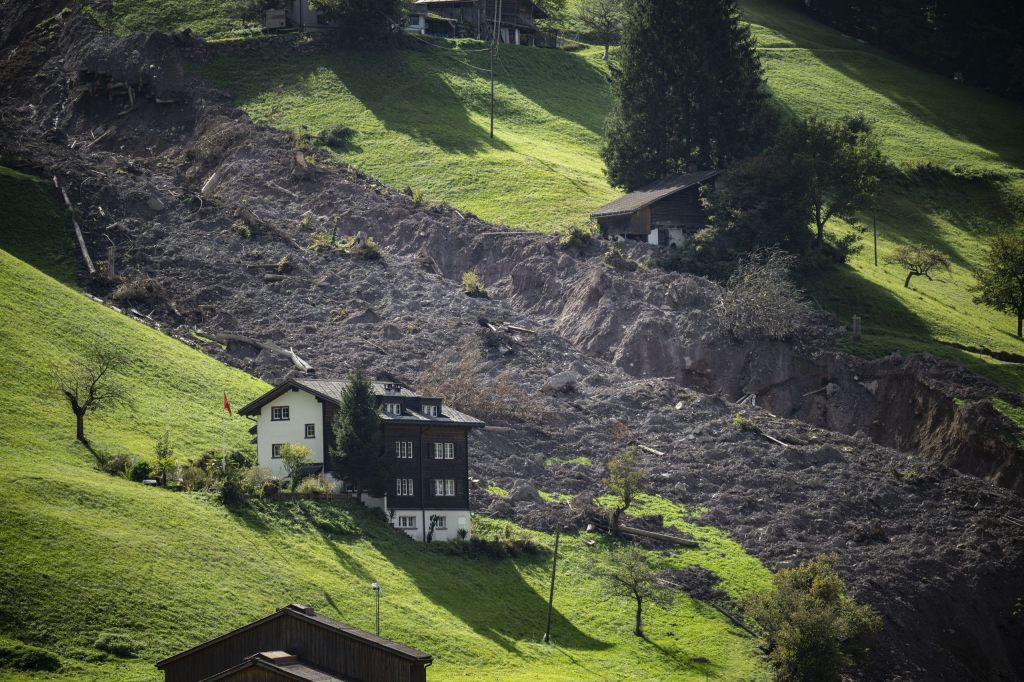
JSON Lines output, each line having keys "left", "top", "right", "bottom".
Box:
{"left": 2, "top": 7, "right": 1024, "bottom": 679}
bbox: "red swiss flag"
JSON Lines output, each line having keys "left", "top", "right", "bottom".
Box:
{"left": 223, "top": 392, "right": 233, "bottom": 417}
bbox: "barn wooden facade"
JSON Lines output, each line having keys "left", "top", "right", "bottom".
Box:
{"left": 238, "top": 379, "right": 483, "bottom": 541}
{"left": 591, "top": 170, "right": 720, "bottom": 248}
{"left": 409, "top": 0, "right": 548, "bottom": 45}
{"left": 155, "top": 604, "right": 432, "bottom": 682}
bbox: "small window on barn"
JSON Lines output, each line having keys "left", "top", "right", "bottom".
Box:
{"left": 304, "top": 423, "right": 315, "bottom": 439}
{"left": 271, "top": 406, "right": 290, "bottom": 421}
{"left": 271, "top": 443, "right": 285, "bottom": 459}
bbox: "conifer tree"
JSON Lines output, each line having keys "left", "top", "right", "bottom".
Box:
{"left": 602, "top": 0, "right": 769, "bottom": 190}
{"left": 331, "top": 367, "right": 388, "bottom": 496}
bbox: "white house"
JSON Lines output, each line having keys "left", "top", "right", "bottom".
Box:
{"left": 239, "top": 378, "right": 484, "bottom": 542}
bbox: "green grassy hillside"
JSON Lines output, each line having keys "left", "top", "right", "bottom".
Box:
{"left": 196, "top": 40, "right": 617, "bottom": 233}
{"left": 0, "top": 189, "right": 770, "bottom": 679}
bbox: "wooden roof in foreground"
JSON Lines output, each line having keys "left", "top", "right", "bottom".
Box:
{"left": 591, "top": 170, "right": 720, "bottom": 219}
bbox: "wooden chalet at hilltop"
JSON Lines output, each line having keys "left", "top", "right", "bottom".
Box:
{"left": 239, "top": 379, "right": 483, "bottom": 542}
{"left": 408, "top": 0, "right": 548, "bottom": 45}
{"left": 592, "top": 170, "right": 720, "bottom": 248}
{"left": 156, "top": 603, "right": 432, "bottom": 682}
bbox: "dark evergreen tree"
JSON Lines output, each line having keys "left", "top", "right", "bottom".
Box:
{"left": 311, "top": 0, "right": 406, "bottom": 42}
{"left": 331, "top": 367, "right": 388, "bottom": 496}
{"left": 602, "top": 0, "right": 769, "bottom": 190}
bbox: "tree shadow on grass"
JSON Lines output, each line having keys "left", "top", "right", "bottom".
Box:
{"left": 322, "top": 49, "right": 512, "bottom": 156}
{"left": 365, "top": 534, "right": 610, "bottom": 654}
{"left": 756, "top": 1, "right": 1024, "bottom": 168}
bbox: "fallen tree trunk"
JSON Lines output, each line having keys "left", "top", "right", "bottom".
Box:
{"left": 203, "top": 330, "right": 314, "bottom": 372}
{"left": 53, "top": 176, "right": 96, "bottom": 275}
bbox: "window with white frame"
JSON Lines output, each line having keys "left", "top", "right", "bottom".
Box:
{"left": 433, "top": 479, "right": 455, "bottom": 496}
{"left": 271, "top": 406, "right": 290, "bottom": 421}
{"left": 384, "top": 402, "right": 403, "bottom": 416}
{"left": 304, "top": 423, "right": 315, "bottom": 439}
{"left": 422, "top": 404, "right": 438, "bottom": 417}
{"left": 396, "top": 478, "right": 414, "bottom": 496}
{"left": 433, "top": 442, "right": 455, "bottom": 460}
{"left": 271, "top": 443, "right": 285, "bottom": 459}
{"left": 432, "top": 516, "right": 447, "bottom": 530}
{"left": 395, "top": 441, "right": 414, "bottom": 458}
{"left": 397, "top": 515, "right": 417, "bottom": 529}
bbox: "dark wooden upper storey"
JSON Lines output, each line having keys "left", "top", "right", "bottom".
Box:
{"left": 156, "top": 604, "right": 432, "bottom": 682}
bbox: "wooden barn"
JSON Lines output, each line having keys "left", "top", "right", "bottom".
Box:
{"left": 591, "top": 170, "right": 720, "bottom": 248}
{"left": 409, "top": 0, "right": 548, "bottom": 45}
{"left": 155, "top": 604, "right": 432, "bottom": 682}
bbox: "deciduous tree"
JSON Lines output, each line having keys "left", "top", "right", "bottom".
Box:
{"left": 605, "top": 446, "right": 644, "bottom": 531}
{"left": 716, "top": 248, "right": 816, "bottom": 341}
{"left": 885, "top": 243, "right": 951, "bottom": 288}
{"left": 574, "top": 0, "right": 625, "bottom": 60}
{"left": 331, "top": 367, "right": 388, "bottom": 496}
{"left": 597, "top": 544, "right": 673, "bottom": 637}
{"left": 746, "top": 554, "right": 881, "bottom": 682}
{"left": 973, "top": 231, "right": 1024, "bottom": 338}
{"left": 310, "top": 0, "right": 406, "bottom": 41}
{"left": 602, "top": 0, "right": 769, "bottom": 190}
{"left": 50, "top": 345, "right": 130, "bottom": 446}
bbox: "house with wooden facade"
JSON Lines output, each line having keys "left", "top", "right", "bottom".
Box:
{"left": 591, "top": 170, "right": 721, "bottom": 248}
{"left": 408, "top": 0, "right": 548, "bottom": 45}
{"left": 239, "top": 379, "right": 483, "bottom": 542}
{"left": 155, "top": 603, "right": 432, "bottom": 682}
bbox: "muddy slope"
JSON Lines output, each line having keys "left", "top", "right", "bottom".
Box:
{"left": 2, "top": 8, "right": 1024, "bottom": 679}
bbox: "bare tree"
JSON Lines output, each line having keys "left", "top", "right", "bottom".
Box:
{"left": 716, "top": 248, "right": 816, "bottom": 341}
{"left": 885, "top": 243, "right": 951, "bottom": 288}
{"left": 575, "top": 0, "right": 625, "bottom": 60}
{"left": 51, "top": 346, "right": 129, "bottom": 446}
{"left": 597, "top": 544, "right": 673, "bottom": 637}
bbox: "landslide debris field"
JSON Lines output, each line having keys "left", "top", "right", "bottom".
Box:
{"left": 2, "top": 9, "right": 1023, "bottom": 680}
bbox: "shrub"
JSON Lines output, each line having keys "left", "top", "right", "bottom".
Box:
{"left": 295, "top": 474, "right": 336, "bottom": 495}
{"left": 111, "top": 276, "right": 164, "bottom": 303}
{"left": 603, "top": 244, "right": 639, "bottom": 271}
{"left": 745, "top": 554, "right": 881, "bottom": 682}
{"left": 129, "top": 460, "right": 153, "bottom": 482}
{"left": 242, "top": 466, "right": 277, "bottom": 498}
{"left": 732, "top": 413, "right": 755, "bottom": 432}
{"left": 179, "top": 465, "right": 214, "bottom": 492}
{"left": 98, "top": 452, "right": 133, "bottom": 478}
{"left": 461, "top": 270, "right": 488, "bottom": 298}
{"left": 231, "top": 221, "right": 252, "bottom": 238}
{"left": 277, "top": 443, "right": 312, "bottom": 491}
{"left": 317, "top": 124, "right": 357, "bottom": 150}
{"left": 558, "top": 222, "right": 597, "bottom": 249}
{"left": 0, "top": 641, "right": 61, "bottom": 672}
{"left": 93, "top": 632, "right": 142, "bottom": 658}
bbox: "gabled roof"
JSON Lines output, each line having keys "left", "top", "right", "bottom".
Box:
{"left": 203, "top": 651, "right": 349, "bottom": 682}
{"left": 156, "top": 604, "right": 432, "bottom": 671}
{"left": 237, "top": 378, "right": 485, "bottom": 427}
{"left": 591, "top": 170, "right": 720, "bottom": 219}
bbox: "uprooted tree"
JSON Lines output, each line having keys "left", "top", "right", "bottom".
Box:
{"left": 885, "top": 243, "right": 951, "bottom": 288}
{"left": 745, "top": 554, "right": 882, "bottom": 682}
{"left": 973, "top": 230, "right": 1024, "bottom": 338}
{"left": 50, "top": 345, "right": 130, "bottom": 446}
{"left": 597, "top": 543, "right": 673, "bottom": 637}
{"left": 605, "top": 445, "right": 644, "bottom": 531}
{"left": 716, "top": 248, "right": 816, "bottom": 342}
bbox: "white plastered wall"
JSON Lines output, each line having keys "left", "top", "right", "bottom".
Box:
{"left": 256, "top": 390, "right": 324, "bottom": 478}
{"left": 390, "top": 509, "right": 471, "bottom": 542}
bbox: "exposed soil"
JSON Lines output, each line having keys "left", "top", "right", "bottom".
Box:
{"left": 2, "top": 7, "right": 1024, "bottom": 680}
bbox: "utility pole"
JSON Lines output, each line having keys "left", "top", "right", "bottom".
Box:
{"left": 543, "top": 528, "right": 560, "bottom": 643}
{"left": 371, "top": 582, "right": 381, "bottom": 636}
{"left": 490, "top": 0, "right": 503, "bottom": 139}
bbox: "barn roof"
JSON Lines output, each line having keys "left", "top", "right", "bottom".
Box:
{"left": 156, "top": 604, "right": 432, "bottom": 671}
{"left": 237, "top": 378, "right": 485, "bottom": 427}
{"left": 591, "top": 170, "right": 720, "bottom": 219}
